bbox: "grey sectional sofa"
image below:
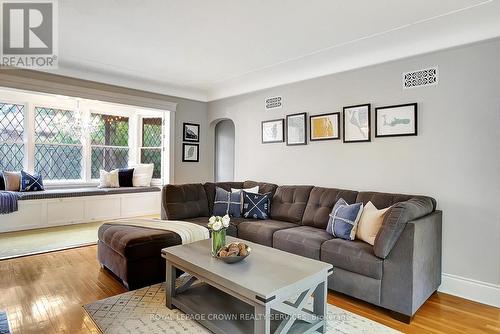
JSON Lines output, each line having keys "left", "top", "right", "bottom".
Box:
{"left": 161, "top": 181, "right": 442, "bottom": 322}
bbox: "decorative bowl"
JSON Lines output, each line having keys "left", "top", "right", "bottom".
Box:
{"left": 216, "top": 243, "right": 251, "bottom": 264}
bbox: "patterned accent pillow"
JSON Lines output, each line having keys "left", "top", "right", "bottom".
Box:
{"left": 118, "top": 168, "right": 134, "bottom": 187}
{"left": 213, "top": 187, "right": 242, "bottom": 217}
{"left": 242, "top": 191, "right": 271, "bottom": 220}
{"left": 326, "top": 198, "right": 364, "bottom": 240}
{"left": 99, "top": 170, "right": 120, "bottom": 188}
{"left": 20, "top": 170, "right": 44, "bottom": 192}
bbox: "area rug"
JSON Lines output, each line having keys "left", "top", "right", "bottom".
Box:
{"left": 84, "top": 280, "right": 400, "bottom": 334}
{"left": 0, "top": 311, "right": 11, "bottom": 334}
{"left": 0, "top": 221, "right": 103, "bottom": 260}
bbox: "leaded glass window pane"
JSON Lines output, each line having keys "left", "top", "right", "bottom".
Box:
{"left": 91, "top": 147, "right": 129, "bottom": 179}
{"left": 91, "top": 114, "right": 129, "bottom": 146}
{"left": 141, "top": 148, "right": 161, "bottom": 179}
{"left": 34, "top": 107, "right": 82, "bottom": 180}
{"left": 140, "top": 117, "right": 162, "bottom": 179}
{"left": 0, "top": 102, "right": 25, "bottom": 171}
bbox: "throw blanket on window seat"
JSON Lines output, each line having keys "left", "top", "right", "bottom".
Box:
{"left": 105, "top": 218, "right": 209, "bottom": 244}
{"left": 0, "top": 192, "right": 18, "bottom": 215}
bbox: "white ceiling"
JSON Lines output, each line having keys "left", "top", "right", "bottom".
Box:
{"left": 46, "top": 0, "right": 500, "bottom": 101}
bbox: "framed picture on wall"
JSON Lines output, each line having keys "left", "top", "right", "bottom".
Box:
{"left": 182, "top": 143, "right": 199, "bottom": 162}
{"left": 183, "top": 123, "right": 200, "bottom": 142}
{"left": 343, "top": 104, "right": 371, "bottom": 143}
{"left": 375, "top": 103, "right": 418, "bottom": 137}
{"left": 261, "top": 119, "right": 284, "bottom": 143}
{"left": 286, "top": 112, "right": 307, "bottom": 145}
{"left": 310, "top": 112, "right": 340, "bottom": 141}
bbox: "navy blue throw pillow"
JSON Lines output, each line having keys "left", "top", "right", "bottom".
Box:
{"left": 118, "top": 168, "right": 134, "bottom": 187}
{"left": 0, "top": 172, "right": 4, "bottom": 191}
{"left": 242, "top": 191, "right": 271, "bottom": 220}
{"left": 326, "top": 198, "right": 363, "bottom": 240}
{"left": 213, "top": 187, "right": 241, "bottom": 217}
{"left": 20, "top": 171, "right": 44, "bottom": 192}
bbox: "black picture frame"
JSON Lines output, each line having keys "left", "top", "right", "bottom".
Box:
{"left": 286, "top": 112, "right": 307, "bottom": 146}
{"left": 375, "top": 103, "right": 418, "bottom": 137}
{"left": 343, "top": 104, "right": 371, "bottom": 143}
{"left": 182, "top": 143, "right": 199, "bottom": 162}
{"left": 261, "top": 118, "right": 285, "bottom": 144}
{"left": 183, "top": 122, "right": 200, "bottom": 142}
{"left": 309, "top": 112, "right": 340, "bottom": 141}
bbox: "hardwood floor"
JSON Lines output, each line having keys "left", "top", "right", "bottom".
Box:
{"left": 0, "top": 245, "right": 498, "bottom": 334}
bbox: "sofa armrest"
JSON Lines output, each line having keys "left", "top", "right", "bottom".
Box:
{"left": 380, "top": 210, "right": 442, "bottom": 316}
{"left": 161, "top": 183, "right": 210, "bottom": 220}
{"left": 374, "top": 197, "right": 435, "bottom": 259}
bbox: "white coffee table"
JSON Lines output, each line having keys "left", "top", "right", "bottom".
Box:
{"left": 162, "top": 236, "right": 333, "bottom": 334}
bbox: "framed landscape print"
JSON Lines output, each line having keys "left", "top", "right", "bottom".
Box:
{"left": 183, "top": 123, "right": 200, "bottom": 142}
{"left": 182, "top": 143, "right": 199, "bottom": 162}
{"left": 261, "top": 119, "right": 284, "bottom": 143}
{"left": 375, "top": 103, "right": 418, "bottom": 137}
{"left": 310, "top": 112, "right": 340, "bottom": 141}
{"left": 343, "top": 104, "right": 371, "bottom": 143}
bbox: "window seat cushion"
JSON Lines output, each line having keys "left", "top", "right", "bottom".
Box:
{"left": 16, "top": 186, "right": 160, "bottom": 201}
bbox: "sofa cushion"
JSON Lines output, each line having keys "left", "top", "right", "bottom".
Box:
{"left": 243, "top": 180, "right": 279, "bottom": 197}
{"left": 302, "top": 187, "right": 358, "bottom": 229}
{"left": 98, "top": 223, "right": 182, "bottom": 260}
{"left": 203, "top": 182, "right": 244, "bottom": 214}
{"left": 374, "top": 197, "right": 436, "bottom": 259}
{"left": 242, "top": 191, "right": 271, "bottom": 219}
{"left": 237, "top": 219, "right": 298, "bottom": 247}
{"left": 273, "top": 226, "right": 333, "bottom": 260}
{"left": 321, "top": 238, "right": 383, "bottom": 279}
{"left": 270, "top": 185, "right": 313, "bottom": 223}
{"left": 161, "top": 183, "right": 209, "bottom": 220}
{"left": 326, "top": 199, "right": 363, "bottom": 240}
{"left": 356, "top": 191, "right": 436, "bottom": 211}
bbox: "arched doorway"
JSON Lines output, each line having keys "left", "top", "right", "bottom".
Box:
{"left": 214, "top": 119, "right": 235, "bottom": 182}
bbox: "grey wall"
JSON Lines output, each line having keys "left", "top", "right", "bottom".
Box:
{"left": 208, "top": 38, "right": 500, "bottom": 286}
{"left": 215, "top": 120, "right": 235, "bottom": 182}
{"left": 170, "top": 97, "right": 213, "bottom": 184}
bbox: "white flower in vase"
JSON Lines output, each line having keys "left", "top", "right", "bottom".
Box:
{"left": 222, "top": 214, "right": 230, "bottom": 228}
{"left": 212, "top": 220, "right": 223, "bottom": 231}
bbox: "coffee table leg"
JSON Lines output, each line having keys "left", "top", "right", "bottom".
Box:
{"left": 165, "top": 260, "right": 176, "bottom": 309}
{"left": 254, "top": 304, "right": 270, "bottom": 334}
{"left": 313, "top": 280, "right": 327, "bottom": 333}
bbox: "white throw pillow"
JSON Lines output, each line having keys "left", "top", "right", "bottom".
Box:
{"left": 231, "top": 186, "right": 259, "bottom": 194}
{"left": 129, "top": 163, "right": 154, "bottom": 187}
{"left": 356, "top": 201, "right": 389, "bottom": 245}
{"left": 99, "top": 169, "right": 120, "bottom": 188}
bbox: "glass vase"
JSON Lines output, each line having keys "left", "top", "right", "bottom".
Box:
{"left": 211, "top": 229, "right": 226, "bottom": 257}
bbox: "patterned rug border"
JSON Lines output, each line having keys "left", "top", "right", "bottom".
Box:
{"left": 83, "top": 280, "right": 401, "bottom": 334}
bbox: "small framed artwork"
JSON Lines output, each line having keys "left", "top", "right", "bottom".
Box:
{"left": 310, "top": 112, "right": 340, "bottom": 141}
{"left": 375, "top": 103, "right": 418, "bottom": 137}
{"left": 261, "top": 119, "right": 284, "bottom": 143}
{"left": 286, "top": 112, "right": 307, "bottom": 146}
{"left": 343, "top": 104, "right": 371, "bottom": 143}
{"left": 182, "top": 143, "right": 199, "bottom": 162}
{"left": 183, "top": 123, "right": 200, "bottom": 142}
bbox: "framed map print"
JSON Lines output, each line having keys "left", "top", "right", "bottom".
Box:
{"left": 310, "top": 112, "right": 340, "bottom": 141}
{"left": 286, "top": 112, "right": 307, "bottom": 146}
{"left": 261, "top": 119, "right": 284, "bottom": 143}
{"left": 343, "top": 104, "right": 371, "bottom": 143}
{"left": 375, "top": 103, "right": 417, "bottom": 137}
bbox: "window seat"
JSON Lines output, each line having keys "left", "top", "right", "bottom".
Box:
{"left": 17, "top": 186, "right": 160, "bottom": 201}
{"left": 0, "top": 186, "right": 161, "bottom": 233}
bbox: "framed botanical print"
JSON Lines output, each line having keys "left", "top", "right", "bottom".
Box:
{"left": 261, "top": 119, "right": 284, "bottom": 143}
{"left": 183, "top": 123, "right": 200, "bottom": 142}
{"left": 375, "top": 103, "right": 417, "bottom": 137}
{"left": 310, "top": 112, "right": 340, "bottom": 141}
{"left": 343, "top": 104, "right": 371, "bottom": 143}
{"left": 286, "top": 112, "right": 307, "bottom": 146}
{"left": 182, "top": 143, "right": 199, "bottom": 162}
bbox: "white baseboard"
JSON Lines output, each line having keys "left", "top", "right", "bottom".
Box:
{"left": 439, "top": 273, "right": 500, "bottom": 308}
